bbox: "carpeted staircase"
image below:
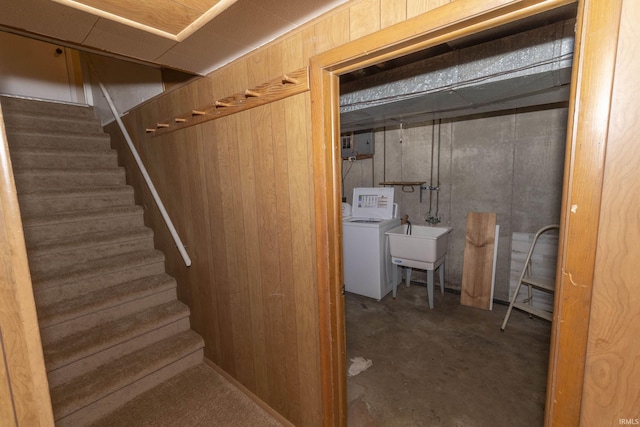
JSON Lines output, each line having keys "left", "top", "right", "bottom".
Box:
{"left": 1, "top": 95, "right": 205, "bottom": 426}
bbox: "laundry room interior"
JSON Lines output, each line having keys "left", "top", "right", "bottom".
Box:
{"left": 339, "top": 4, "right": 575, "bottom": 425}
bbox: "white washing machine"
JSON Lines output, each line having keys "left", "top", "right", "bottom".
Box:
{"left": 342, "top": 187, "right": 400, "bottom": 300}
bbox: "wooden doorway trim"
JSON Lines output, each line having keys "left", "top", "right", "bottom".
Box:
{"left": 308, "top": 0, "right": 616, "bottom": 425}
{"left": 545, "top": 0, "right": 623, "bottom": 425}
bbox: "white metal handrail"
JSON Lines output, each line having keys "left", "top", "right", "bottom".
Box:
{"left": 92, "top": 69, "right": 192, "bottom": 267}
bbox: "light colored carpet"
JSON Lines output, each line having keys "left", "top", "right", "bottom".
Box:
{"left": 2, "top": 94, "right": 205, "bottom": 424}
{"left": 90, "top": 363, "right": 285, "bottom": 427}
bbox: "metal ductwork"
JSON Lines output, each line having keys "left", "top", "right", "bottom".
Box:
{"left": 339, "top": 19, "right": 575, "bottom": 132}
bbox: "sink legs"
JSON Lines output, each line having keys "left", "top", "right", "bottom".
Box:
{"left": 395, "top": 259, "right": 445, "bottom": 309}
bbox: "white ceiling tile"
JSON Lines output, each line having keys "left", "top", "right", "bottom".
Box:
{"left": 83, "top": 18, "right": 178, "bottom": 62}
{"left": 0, "top": 0, "right": 98, "bottom": 43}
{"left": 199, "top": 1, "right": 290, "bottom": 47}
{"left": 154, "top": 50, "right": 221, "bottom": 76}
{"left": 156, "top": 31, "right": 246, "bottom": 74}
{"left": 0, "top": 0, "right": 349, "bottom": 74}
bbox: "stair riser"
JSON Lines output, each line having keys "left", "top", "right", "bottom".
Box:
{"left": 34, "top": 260, "right": 167, "bottom": 305}
{"left": 5, "top": 115, "right": 103, "bottom": 133}
{"left": 24, "top": 213, "right": 144, "bottom": 245}
{"left": 41, "top": 287, "right": 177, "bottom": 344}
{"left": 18, "top": 192, "right": 135, "bottom": 216}
{"left": 14, "top": 170, "right": 126, "bottom": 191}
{"left": 28, "top": 234, "right": 155, "bottom": 274}
{"left": 46, "top": 317, "right": 192, "bottom": 388}
{"left": 6, "top": 132, "right": 112, "bottom": 151}
{"left": 10, "top": 152, "right": 119, "bottom": 170}
{"left": 55, "top": 348, "right": 203, "bottom": 426}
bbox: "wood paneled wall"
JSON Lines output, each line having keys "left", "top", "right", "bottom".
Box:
{"left": 113, "top": 93, "right": 321, "bottom": 424}
{"left": 113, "top": 1, "right": 455, "bottom": 424}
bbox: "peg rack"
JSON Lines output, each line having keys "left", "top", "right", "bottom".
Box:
{"left": 147, "top": 67, "right": 309, "bottom": 137}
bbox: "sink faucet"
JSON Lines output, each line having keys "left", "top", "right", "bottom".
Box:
{"left": 426, "top": 215, "right": 440, "bottom": 225}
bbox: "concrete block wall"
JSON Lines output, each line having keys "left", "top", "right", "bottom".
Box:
{"left": 341, "top": 105, "right": 567, "bottom": 301}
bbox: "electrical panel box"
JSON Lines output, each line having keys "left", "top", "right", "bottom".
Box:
{"left": 341, "top": 130, "right": 375, "bottom": 159}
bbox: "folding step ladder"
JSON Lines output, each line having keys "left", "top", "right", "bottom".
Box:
{"left": 501, "top": 224, "right": 559, "bottom": 331}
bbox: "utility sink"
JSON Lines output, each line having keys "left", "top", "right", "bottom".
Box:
{"left": 386, "top": 224, "right": 452, "bottom": 270}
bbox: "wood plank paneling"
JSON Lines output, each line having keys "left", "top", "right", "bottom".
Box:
{"left": 236, "top": 109, "right": 268, "bottom": 396}
{"left": 271, "top": 99, "right": 302, "bottom": 423}
{"left": 581, "top": 0, "right": 640, "bottom": 424}
{"left": 199, "top": 120, "right": 237, "bottom": 373}
{"left": 220, "top": 113, "right": 258, "bottom": 391}
{"left": 314, "top": 9, "right": 350, "bottom": 56}
{"left": 192, "top": 76, "right": 215, "bottom": 113}
{"left": 285, "top": 93, "right": 322, "bottom": 425}
{"left": 244, "top": 41, "right": 291, "bottom": 414}
{"left": 190, "top": 131, "right": 223, "bottom": 364}
{"left": 160, "top": 127, "right": 218, "bottom": 351}
{"left": 381, "top": 0, "right": 407, "bottom": 28}
{"left": 407, "top": 0, "right": 451, "bottom": 18}
{"left": 247, "top": 44, "right": 283, "bottom": 87}
{"left": 350, "top": 0, "right": 381, "bottom": 39}
{"left": 281, "top": 33, "right": 305, "bottom": 73}
{"left": 250, "top": 105, "right": 286, "bottom": 413}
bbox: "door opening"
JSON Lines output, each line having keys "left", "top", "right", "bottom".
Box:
{"left": 337, "top": 5, "right": 575, "bottom": 424}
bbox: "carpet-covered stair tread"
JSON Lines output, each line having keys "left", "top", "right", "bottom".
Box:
{"left": 22, "top": 205, "right": 144, "bottom": 244}
{"left": 3, "top": 96, "right": 206, "bottom": 426}
{"left": 13, "top": 166, "right": 126, "bottom": 191}
{"left": 9, "top": 146, "right": 119, "bottom": 169}
{"left": 0, "top": 95, "right": 98, "bottom": 119}
{"left": 22, "top": 204, "right": 142, "bottom": 227}
{"left": 17, "top": 185, "right": 135, "bottom": 214}
{"left": 3, "top": 111, "right": 103, "bottom": 133}
{"left": 38, "top": 273, "right": 177, "bottom": 332}
{"left": 5, "top": 130, "right": 113, "bottom": 151}
{"left": 43, "top": 300, "right": 191, "bottom": 371}
{"left": 51, "top": 330, "right": 204, "bottom": 423}
{"left": 32, "top": 248, "right": 165, "bottom": 291}
{"left": 91, "top": 363, "right": 285, "bottom": 427}
{"left": 27, "top": 227, "right": 155, "bottom": 273}
{"left": 5, "top": 128, "right": 114, "bottom": 143}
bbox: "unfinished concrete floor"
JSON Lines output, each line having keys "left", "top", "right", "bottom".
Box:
{"left": 346, "top": 284, "right": 551, "bottom": 427}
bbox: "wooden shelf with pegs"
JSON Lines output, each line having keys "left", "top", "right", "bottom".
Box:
{"left": 147, "top": 67, "right": 309, "bottom": 137}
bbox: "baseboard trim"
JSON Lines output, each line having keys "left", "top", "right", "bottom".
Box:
{"left": 203, "top": 358, "right": 294, "bottom": 427}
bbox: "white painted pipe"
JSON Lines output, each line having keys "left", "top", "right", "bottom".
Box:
{"left": 94, "top": 75, "right": 192, "bottom": 267}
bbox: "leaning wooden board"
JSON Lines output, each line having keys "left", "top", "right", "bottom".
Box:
{"left": 460, "top": 212, "right": 497, "bottom": 310}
